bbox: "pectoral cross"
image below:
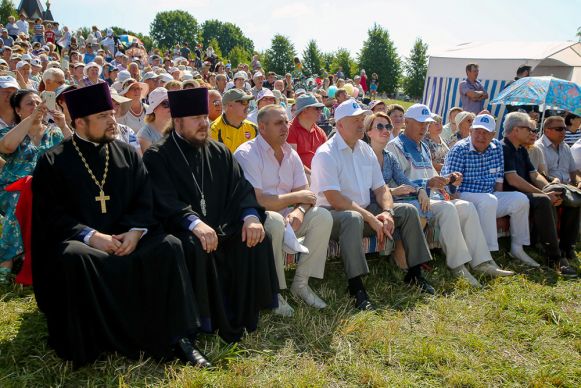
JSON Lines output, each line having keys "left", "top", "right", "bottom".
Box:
{"left": 95, "top": 190, "right": 110, "bottom": 214}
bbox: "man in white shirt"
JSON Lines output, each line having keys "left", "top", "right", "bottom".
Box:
{"left": 234, "top": 105, "right": 332, "bottom": 316}
{"left": 311, "top": 99, "right": 434, "bottom": 310}
{"left": 16, "top": 14, "right": 29, "bottom": 38}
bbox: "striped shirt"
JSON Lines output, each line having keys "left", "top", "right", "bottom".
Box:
{"left": 564, "top": 130, "right": 581, "bottom": 147}
{"left": 441, "top": 137, "right": 504, "bottom": 193}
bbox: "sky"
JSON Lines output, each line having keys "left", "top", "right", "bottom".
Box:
{"left": 48, "top": 0, "right": 580, "bottom": 57}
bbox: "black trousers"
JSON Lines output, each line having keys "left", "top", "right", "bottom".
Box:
{"left": 527, "top": 193, "right": 580, "bottom": 258}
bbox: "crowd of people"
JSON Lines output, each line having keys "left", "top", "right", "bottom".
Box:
{"left": 0, "top": 20, "right": 579, "bottom": 369}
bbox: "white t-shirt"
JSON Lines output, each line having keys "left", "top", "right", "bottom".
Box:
{"left": 571, "top": 138, "right": 581, "bottom": 172}
{"left": 311, "top": 131, "right": 385, "bottom": 208}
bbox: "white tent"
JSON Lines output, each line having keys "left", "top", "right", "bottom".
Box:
{"left": 422, "top": 41, "right": 581, "bottom": 130}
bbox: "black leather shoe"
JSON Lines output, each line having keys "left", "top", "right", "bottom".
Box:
{"left": 176, "top": 338, "right": 212, "bottom": 368}
{"left": 556, "top": 258, "right": 578, "bottom": 278}
{"left": 353, "top": 289, "right": 375, "bottom": 311}
{"left": 404, "top": 273, "right": 436, "bottom": 295}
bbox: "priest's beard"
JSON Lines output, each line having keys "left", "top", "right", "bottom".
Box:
{"left": 84, "top": 125, "right": 118, "bottom": 144}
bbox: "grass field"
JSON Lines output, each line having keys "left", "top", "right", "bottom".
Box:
{"left": 0, "top": 245, "right": 580, "bottom": 387}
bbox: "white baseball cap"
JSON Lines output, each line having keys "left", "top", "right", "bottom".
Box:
{"left": 471, "top": 114, "right": 496, "bottom": 132}
{"left": 233, "top": 71, "right": 247, "bottom": 81}
{"left": 117, "top": 70, "right": 131, "bottom": 84}
{"left": 0, "top": 76, "right": 19, "bottom": 89}
{"left": 158, "top": 73, "right": 173, "bottom": 83}
{"left": 145, "top": 87, "right": 168, "bottom": 115}
{"left": 142, "top": 71, "right": 160, "bottom": 82}
{"left": 404, "top": 104, "right": 435, "bottom": 123}
{"left": 334, "top": 98, "right": 371, "bottom": 123}
{"left": 16, "top": 60, "right": 30, "bottom": 70}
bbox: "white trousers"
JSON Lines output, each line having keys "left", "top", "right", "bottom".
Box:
{"left": 430, "top": 199, "right": 492, "bottom": 269}
{"left": 264, "top": 207, "right": 333, "bottom": 289}
{"left": 460, "top": 191, "right": 530, "bottom": 251}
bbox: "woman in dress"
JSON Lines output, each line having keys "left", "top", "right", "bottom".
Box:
{"left": 422, "top": 114, "right": 449, "bottom": 173}
{"left": 0, "top": 90, "right": 71, "bottom": 283}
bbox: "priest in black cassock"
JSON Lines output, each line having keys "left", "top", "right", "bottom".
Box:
{"left": 31, "top": 83, "right": 211, "bottom": 368}
{"left": 142, "top": 88, "right": 279, "bottom": 343}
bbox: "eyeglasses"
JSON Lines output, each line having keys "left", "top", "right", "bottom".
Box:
{"left": 212, "top": 100, "right": 222, "bottom": 106}
{"left": 547, "top": 126, "right": 566, "bottom": 132}
{"left": 516, "top": 125, "right": 536, "bottom": 133}
{"left": 235, "top": 100, "right": 249, "bottom": 106}
{"left": 159, "top": 100, "right": 170, "bottom": 108}
{"left": 374, "top": 123, "right": 393, "bottom": 131}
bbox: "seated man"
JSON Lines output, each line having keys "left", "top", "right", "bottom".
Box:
{"left": 534, "top": 115, "right": 581, "bottom": 264}
{"left": 143, "top": 87, "right": 279, "bottom": 343}
{"left": 442, "top": 114, "right": 537, "bottom": 266}
{"left": 387, "top": 105, "right": 513, "bottom": 287}
{"left": 287, "top": 94, "right": 328, "bottom": 177}
{"left": 31, "top": 83, "right": 209, "bottom": 368}
{"left": 311, "top": 99, "right": 434, "bottom": 310}
{"left": 210, "top": 88, "right": 257, "bottom": 152}
{"left": 234, "top": 105, "right": 333, "bottom": 316}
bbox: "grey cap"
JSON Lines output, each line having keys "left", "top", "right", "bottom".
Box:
{"left": 293, "top": 94, "right": 324, "bottom": 117}
{"left": 222, "top": 88, "right": 254, "bottom": 104}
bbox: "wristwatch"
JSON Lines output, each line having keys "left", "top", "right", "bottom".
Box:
{"left": 297, "top": 205, "right": 307, "bottom": 214}
{"left": 383, "top": 208, "right": 395, "bottom": 217}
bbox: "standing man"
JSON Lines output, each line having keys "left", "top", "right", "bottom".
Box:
{"left": 287, "top": 94, "right": 327, "bottom": 177}
{"left": 143, "top": 87, "right": 279, "bottom": 343}
{"left": 210, "top": 88, "right": 257, "bottom": 152}
{"left": 32, "top": 83, "right": 210, "bottom": 368}
{"left": 501, "top": 112, "right": 577, "bottom": 277}
{"left": 504, "top": 65, "right": 537, "bottom": 114}
{"left": 441, "top": 114, "right": 537, "bottom": 266}
{"left": 311, "top": 99, "right": 434, "bottom": 310}
{"left": 459, "top": 63, "right": 488, "bottom": 114}
{"left": 234, "top": 105, "right": 333, "bottom": 316}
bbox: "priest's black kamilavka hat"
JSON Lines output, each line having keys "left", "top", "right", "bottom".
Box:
{"left": 168, "top": 87, "right": 209, "bottom": 118}
{"left": 63, "top": 82, "right": 113, "bottom": 121}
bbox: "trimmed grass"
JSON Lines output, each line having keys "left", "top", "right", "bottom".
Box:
{"left": 378, "top": 98, "right": 415, "bottom": 110}
{"left": 0, "top": 247, "right": 580, "bottom": 387}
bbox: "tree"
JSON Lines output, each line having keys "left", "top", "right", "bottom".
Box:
{"left": 358, "top": 23, "right": 401, "bottom": 95}
{"left": 403, "top": 38, "right": 429, "bottom": 100}
{"left": 264, "top": 34, "right": 296, "bottom": 75}
{"left": 201, "top": 20, "right": 254, "bottom": 57}
{"left": 331, "top": 49, "right": 357, "bottom": 79}
{"left": 227, "top": 45, "right": 251, "bottom": 68}
{"left": 0, "top": 0, "right": 16, "bottom": 23}
{"left": 149, "top": 10, "right": 198, "bottom": 50}
{"left": 321, "top": 52, "right": 335, "bottom": 72}
{"left": 577, "top": 26, "right": 581, "bottom": 42}
{"left": 302, "top": 40, "right": 323, "bottom": 76}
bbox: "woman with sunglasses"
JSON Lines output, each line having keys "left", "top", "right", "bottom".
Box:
{"left": 363, "top": 112, "right": 432, "bottom": 272}
{"left": 138, "top": 87, "right": 170, "bottom": 152}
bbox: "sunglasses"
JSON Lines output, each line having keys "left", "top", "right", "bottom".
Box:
{"left": 516, "top": 125, "right": 537, "bottom": 133}
{"left": 235, "top": 100, "right": 249, "bottom": 106}
{"left": 375, "top": 123, "right": 393, "bottom": 131}
{"left": 547, "top": 126, "right": 566, "bottom": 132}
{"left": 212, "top": 100, "right": 222, "bottom": 106}
{"left": 159, "top": 100, "right": 170, "bottom": 108}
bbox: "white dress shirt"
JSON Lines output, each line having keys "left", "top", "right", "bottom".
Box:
{"left": 311, "top": 131, "right": 385, "bottom": 208}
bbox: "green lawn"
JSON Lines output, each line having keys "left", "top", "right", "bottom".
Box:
{"left": 1, "top": 246, "right": 580, "bottom": 387}
{"left": 378, "top": 98, "right": 415, "bottom": 110}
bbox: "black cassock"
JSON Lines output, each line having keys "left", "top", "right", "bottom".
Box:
{"left": 32, "top": 135, "right": 199, "bottom": 367}
{"left": 143, "top": 132, "right": 279, "bottom": 343}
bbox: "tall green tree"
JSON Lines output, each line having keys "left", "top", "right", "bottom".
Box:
{"left": 149, "top": 10, "right": 198, "bottom": 50}
{"left": 331, "top": 49, "right": 357, "bottom": 79}
{"left": 201, "top": 20, "right": 254, "bottom": 57}
{"left": 321, "top": 52, "right": 335, "bottom": 72}
{"left": 403, "top": 38, "right": 429, "bottom": 99}
{"left": 264, "top": 34, "right": 296, "bottom": 75}
{"left": 577, "top": 26, "right": 581, "bottom": 41}
{"left": 227, "top": 45, "right": 251, "bottom": 68}
{"left": 302, "top": 40, "right": 323, "bottom": 76}
{"left": 0, "top": 0, "right": 16, "bottom": 23}
{"left": 358, "top": 23, "right": 401, "bottom": 94}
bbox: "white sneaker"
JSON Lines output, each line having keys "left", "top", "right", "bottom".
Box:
{"left": 509, "top": 247, "right": 540, "bottom": 267}
{"left": 451, "top": 264, "right": 482, "bottom": 287}
{"left": 291, "top": 283, "right": 327, "bottom": 309}
{"left": 473, "top": 261, "right": 515, "bottom": 277}
{"left": 272, "top": 293, "right": 294, "bottom": 317}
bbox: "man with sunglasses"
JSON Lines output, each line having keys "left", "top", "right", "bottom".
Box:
{"left": 501, "top": 112, "right": 577, "bottom": 277}
{"left": 210, "top": 88, "right": 257, "bottom": 152}
{"left": 287, "top": 94, "right": 327, "bottom": 177}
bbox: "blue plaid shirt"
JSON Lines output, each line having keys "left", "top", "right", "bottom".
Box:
{"left": 442, "top": 137, "right": 504, "bottom": 193}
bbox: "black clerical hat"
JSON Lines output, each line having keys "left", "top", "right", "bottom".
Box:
{"left": 168, "top": 88, "right": 209, "bottom": 118}
{"left": 63, "top": 82, "right": 113, "bottom": 121}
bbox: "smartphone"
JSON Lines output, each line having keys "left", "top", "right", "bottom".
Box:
{"left": 41, "top": 91, "right": 57, "bottom": 111}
